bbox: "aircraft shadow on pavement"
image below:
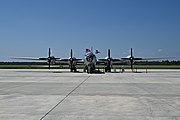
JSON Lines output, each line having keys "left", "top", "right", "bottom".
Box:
{"left": 90, "top": 70, "right": 105, "bottom": 74}
{"left": 15, "top": 70, "right": 105, "bottom": 74}
{"left": 16, "top": 70, "right": 145, "bottom": 74}
{"left": 54, "top": 70, "right": 105, "bottom": 74}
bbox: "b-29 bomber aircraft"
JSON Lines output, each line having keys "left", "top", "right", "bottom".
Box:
{"left": 12, "top": 48, "right": 170, "bottom": 73}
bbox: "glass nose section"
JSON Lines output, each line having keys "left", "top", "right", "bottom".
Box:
{"left": 86, "top": 55, "right": 93, "bottom": 62}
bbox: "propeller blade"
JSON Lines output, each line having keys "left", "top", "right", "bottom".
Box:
{"left": 131, "top": 48, "right": 133, "bottom": 58}
{"left": 49, "top": 48, "right": 51, "bottom": 58}
{"left": 71, "top": 49, "right": 73, "bottom": 58}
{"left": 70, "top": 49, "right": 73, "bottom": 72}
{"left": 48, "top": 48, "right": 51, "bottom": 69}
{"left": 108, "top": 49, "right": 110, "bottom": 59}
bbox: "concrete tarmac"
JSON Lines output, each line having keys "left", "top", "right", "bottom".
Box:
{"left": 0, "top": 69, "right": 180, "bottom": 120}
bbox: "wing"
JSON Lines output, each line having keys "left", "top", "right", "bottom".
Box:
{"left": 56, "top": 58, "right": 69, "bottom": 63}
{"left": 56, "top": 58, "right": 84, "bottom": 64}
{"left": 138, "top": 57, "right": 174, "bottom": 61}
{"left": 121, "top": 58, "right": 143, "bottom": 61}
{"left": 12, "top": 57, "right": 60, "bottom": 61}
{"left": 76, "top": 59, "right": 84, "bottom": 64}
{"left": 12, "top": 57, "right": 48, "bottom": 61}
{"left": 111, "top": 58, "right": 123, "bottom": 63}
{"left": 121, "top": 57, "right": 173, "bottom": 61}
{"left": 96, "top": 59, "right": 106, "bottom": 65}
{"left": 97, "top": 58, "right": 123, "bottom": 64}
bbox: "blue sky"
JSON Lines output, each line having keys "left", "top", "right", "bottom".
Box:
{"left": 0, "top": 0, "right": 180, "bottom": 61}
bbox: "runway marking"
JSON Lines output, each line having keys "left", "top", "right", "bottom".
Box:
{"left": 39, "top": 76, "right": 90, "bottom": 120}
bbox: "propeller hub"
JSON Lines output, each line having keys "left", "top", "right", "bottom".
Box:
{"left": 48, "top": 57, "right": 51, "bottom": 61}
{"left": 69, "top": 58, "right": 74, "bottom": 62}
{"left": 107, "top": 58, "right": 111, "bottom": 61}
{"left": 130, "top": 57, "right": 134, "bottom": 61}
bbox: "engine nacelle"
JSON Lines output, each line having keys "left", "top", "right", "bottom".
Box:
{"left": 47, "top": 57, "right": 56, "bottom": 65}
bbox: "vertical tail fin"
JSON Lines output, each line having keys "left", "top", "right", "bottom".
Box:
{"left": 91, "top": 46, "right": 93, "bottom": 52}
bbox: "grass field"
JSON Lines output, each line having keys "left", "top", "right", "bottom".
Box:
{"left": 0, "top": 65, "right": 180, "bottom": 69}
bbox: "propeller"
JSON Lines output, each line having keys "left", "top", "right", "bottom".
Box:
{"left": 69, "top": 49, "right": 73, "bottom": 72}
{"left": 11, "top": 48, "right": 60, "bottom": 70}
{"left": 106, "top": 49, "right": 111, "bottom": 72}
{"left": 47, "top": 48, "right": 59, "bottom": 69}
{"left": 48, "top": 48, "right": 51, "bottom": 69}
{"left": 121, "top": 48, "right": 134, "bottom": 70}
{"left": 121, "top": 48, "right": 172, "bottom": 71}
{"left": 130, "top": 48, "right": 133, "bottom": 70}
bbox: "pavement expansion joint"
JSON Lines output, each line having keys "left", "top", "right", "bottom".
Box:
{"left": 39, "top": 76, "right": 90, "bottom": 120}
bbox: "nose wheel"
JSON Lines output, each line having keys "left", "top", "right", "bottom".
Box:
{"left": 84, "top": 65, "right": 95, "bottom": 74}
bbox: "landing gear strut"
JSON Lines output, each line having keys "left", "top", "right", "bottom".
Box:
{"left": 105, "top": 66, "right": 111, "bottom": 72}
{"left": 70, "top": 66, "right": 77, "bottom": 72}
{"left": 84, "top": 65, "right": 95, "bottom": 74}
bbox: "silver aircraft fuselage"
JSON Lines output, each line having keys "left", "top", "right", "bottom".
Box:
{"left": 84, "top": 51, "right": 97, "bottom": 73}
{"left": 84, "top": 52, "right": 97, "bottom": 66}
